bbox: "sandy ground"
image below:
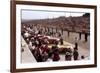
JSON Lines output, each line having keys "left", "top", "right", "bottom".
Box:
{"left": 62, "top": 31, "right": 90, "bottom": 49}
{"left": 61, "top": 31, "right": 90, "bottom": 60}
{"left": 21, "top": 37, "right": 36, "bottom": 63}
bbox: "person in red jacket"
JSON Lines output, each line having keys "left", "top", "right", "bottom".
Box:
{"left": 52, "top": 45, "right": 60, "bottom": 61}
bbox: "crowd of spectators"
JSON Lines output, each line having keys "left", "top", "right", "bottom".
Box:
{"left": 21, "top": 23, "right": 85, "bottom": 62}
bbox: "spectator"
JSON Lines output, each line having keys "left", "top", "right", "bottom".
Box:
{"left": 65, "top": 48, "right": 72, "bottom": 61}
{"left": 42, "top": 51, "right": 48, "bottom": 62}
{"left": 59, "top": 36, "right": 63, "bottom": 45}
{"left": 73, "top": 49, "right": 79, "bottom": 60}
{"left": 65, "top": 52, "right": 72, "bottom": 61}
{"left": 79, "top": 33, "right": 81, "bottom": 40}
{"left": 74, "top": 42, "right": 78, "bottom": 50}
{"left": 52, "top": 45, "right": 60, "bottom": 61}
{"left": 84, "top": 33, "right": 88, "bottom": 42}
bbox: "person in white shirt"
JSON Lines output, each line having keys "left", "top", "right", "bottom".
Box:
{"left": 24, "top": 31, "right": 29, "bottom": 38}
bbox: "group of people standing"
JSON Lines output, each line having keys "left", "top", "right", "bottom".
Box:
{"left": 65, "top": 42, "right": 79, "bottom": 61}
{"left": 21, "top": 24, "right": 85, "bottom": 62}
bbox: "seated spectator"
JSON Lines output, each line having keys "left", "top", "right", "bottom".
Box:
{"left": 42, "top": 51, "right": 48, "bottom": 62}
{"left": 28, "top": 41, "right": 32, "bottom": 50}
{"left": 65, "top": 48, "right": 72, "bottom": 61}
{"left": 51, "top": 45, "right": 60, "bottom": 61}
{"left": 24, "top": 31, "right": 30, "bottom": 40}
{"left": 26, "top": 38, "right": 30, "bottom": 44}
{"left": 35, "top": 47, "right": 43, "bottom": 62}
{"left": 65, "top": 51, "right": 72, "bottom": 61}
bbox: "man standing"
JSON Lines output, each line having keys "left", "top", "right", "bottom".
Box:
{"left": 73, "top": 49, "right": 79, "bottom": 60}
